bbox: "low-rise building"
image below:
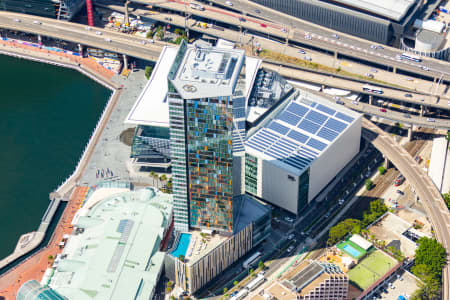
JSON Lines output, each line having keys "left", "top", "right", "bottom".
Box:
{"left": 33, "top": 183, "right": 173, "bottom": 300}
{"left": 165, "top": 194, "right": 271, "bottom": 294}
{"left": 282, "top": 260, "right": 349, "bottom": 300}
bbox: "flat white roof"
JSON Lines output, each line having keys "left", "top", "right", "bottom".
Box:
{"left": 350, "top": 234, "right": 372, "bottom": 250}
{"left": 333, "top": 0, "right": 416, "bottom": 21}
{"left": 125, "top": 48, "right": 260, "bottom": 127}
{"left": 428, "top": 137, "right": 450, "bottom": 193}
{"left": 245, "top": 90, "right": 361, "bottom": 175}
{"left": 124, "top": 46, "right": 178, "bottom": 127}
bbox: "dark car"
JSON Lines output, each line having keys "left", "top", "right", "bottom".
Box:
{"left": 405, "top": 93, "right": 413, "bottom": 98}
{"left": 239, "top": 17, "right": 246, "bottom": 22}
{"left": 255, "top": 9, "right": 261, "bottom": 13}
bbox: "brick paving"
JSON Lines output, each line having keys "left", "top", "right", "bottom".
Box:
{"left": 0, "top": 186, "right": 88, "bottom": 300}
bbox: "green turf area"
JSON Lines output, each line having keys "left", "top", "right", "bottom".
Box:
{"left": 336, "top": 240, "right": 367, "bottom": 260}
{"left": 347, "top": 250, "right": 396, "bottom": 290}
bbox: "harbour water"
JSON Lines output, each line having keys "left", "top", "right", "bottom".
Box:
{"left": 0, "top": 55, "right": 110, "bottom": 259}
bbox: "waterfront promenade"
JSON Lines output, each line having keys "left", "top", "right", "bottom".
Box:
{"left": 0, "top": 186, "right": 88, "bottom": 299}
{"left": 0, "top": 40, "right": 137, "bottom": 299}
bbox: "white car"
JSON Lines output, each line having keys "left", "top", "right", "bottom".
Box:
{"left": 287, "top": 245, "right": 295, "bottom": 253}
{"left": 13, "top": 18, "right": 21, "bottom": 22}
{"left": 95, "top": 31, "right": 102, "bottom": 35}
{"left": 104, "top": 38, "right": 111, "bottom": 42}
{"left": 305, "top": 35, "right": 312, "bottom": 40}
{"left": 287, "top": 233, "right": 295, "bottom": 240}
{"left": 352, "top": 101, "right": 358, "bottom": 105}
{"left": 148, "top": 39, "right": 154, "bottom": 43}
{"left": 338, "top": 199, "right": 344, "bottom": 205}
{"left": 284, "top": 217, "right": 294, "bottom": 223}
{"left": 225, "top": 1, "right": 233, "bottom": 5}
{"left": 141, "top": 40, "right": 146, "bottom": 45}
{"left": 85, "top": 26, "right": 92, "bottom": 31}
{"left": 332, "top": 34, "right": 339, "bottom": 39}
{"left": 427, "top": 118, "right": 435, "bottom": 122}
{"left": 33, "top": 20, "right": 41, "bottom": 25}
{"left": 281, "top": 28, "right": 287, "bottom": 33}
{"left": 422, "top": 66, "right": 429, "bottom": 71}
{"left": 258, "top": 270, "right": 266, "bottom": 276}
{"left": 370, "top": 44, "right": 377, "bottom": 49}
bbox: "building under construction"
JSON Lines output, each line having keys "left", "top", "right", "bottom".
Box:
{"left": 0, "top": 0, "right": 85, "bottom": 20}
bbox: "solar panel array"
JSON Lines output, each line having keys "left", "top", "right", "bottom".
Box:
{"left": 245, "top": 98, "right": 356, "bottom": 171}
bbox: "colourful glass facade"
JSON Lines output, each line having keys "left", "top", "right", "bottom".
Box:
{"left": 186, "top": 96, "right": 234, "bottom": 232}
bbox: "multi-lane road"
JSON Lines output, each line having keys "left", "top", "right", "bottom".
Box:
{"left": 0, "top": 11, "right": 163, "bottom": 61}
{"left": 204, "top": 0, "right": 450, "bottom": 81}
{"left": 362, "top": 118, "right": 450, "bottom": 300}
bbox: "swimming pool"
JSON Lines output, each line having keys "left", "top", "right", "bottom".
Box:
{"left": 342, "top": 244, "right": 361, "bottom": 258}
{"left": 171, "top": 233, "right": 192, "bottom": 258}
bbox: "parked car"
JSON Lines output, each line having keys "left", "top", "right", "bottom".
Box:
{"left": 284, "top": 217, "right": 294, "bottom": 223}
{"left": 95, "top": 31, "right": 102, "bottom": 35}
{"left": 288, "top": 233, "right": 295, "bottom": 240}
{"left": 225, "top": 1, "right": 233, "bottom": 6}
{"left": 298, "top": 49, "right": 306, "bottom": 54}
{"left": 396, "top": 190, "right": 404, "bottom": 195}
{"left": 394, "top": 175, "right": 405, "bottom": 186}
{"left": 336, "top": 100, "right": 345, "bottom": 105}
{"left": 415, "top": 156, "right": 422, "bottom": 163}
{"left": 287, "top": 245, "right": 295, "bottom": 253}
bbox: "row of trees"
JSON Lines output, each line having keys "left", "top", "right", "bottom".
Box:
{"left": 411, "top": 237, "right": 446, "bottom": 300}
{"left": 149, "top": 171, "right": 172, "bottom": 193}
{"left": 327, "top": 199, "right": 388, "bottom": 245}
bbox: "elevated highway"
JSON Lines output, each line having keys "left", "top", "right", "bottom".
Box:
{"left": 261, "top": 63, "right": 448, "bottom": 110}
{"left": 204, "top": 0, "right": 450, "bottom": 82}
{"left": 362, "top": 119, "right": 450, "bottom": 300}
{"left": 0, "top": 11, "right": 163, "bottom": 61}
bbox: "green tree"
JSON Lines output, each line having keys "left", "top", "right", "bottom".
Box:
{"left": 414, "top": 237, "right": 446, "bottom": 279}
{"left": 223, "top": 287, "right": 228, "bottom": 294}
{"left": 170, "top": 296, "right": 176, "bottom": 300}
{"left": 328, "top": 218, "right": 361, "bottom": 245}
{"left": 411, "top": 264, "right": 441, "bottom": 300}
{"left": 233, "top": 280, "right": 238, "bottom": 286}
{"left": 146, "top": 30, "right": 154, "bottom": 39}
{"left": 443, "top": 193, "right": 450, "bottom": 210}
{"left": 258, "top": 260, "right": 265, "bottom": 269}
{"left": 174, "top": 35, "right": 188, "bottom": 45}
{"left": 378, "top": 166, "right": 386, "bottom": 175}
{"left": 167, "top": 281, "right": 173, "bottom": 287}
{"left": 174, "top": 28, "right": 185, "bottom": 36}
{"left": 365, "top": 179, "right": 373, "bottom": 191}
{"left": 166, "top": 287, "right": 172, "bottom": 293}
{"left": 145, "top": 66, "right": 153, "bottom": 80}
{"left": 446, "top": 131, "right": 450, "bottom": 142}
{"left": 178, "top": 254, "right": 185, "bottom": 262}
{"left": 156, "top": 29, "right": 165, "bottom": 40}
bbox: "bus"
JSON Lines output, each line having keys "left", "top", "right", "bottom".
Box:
{"left": 362, "top": 84, "right": 383, "bottom": 94}
{"left": 246, "top": 275, "right": 265, "bottom": 291}
{"left": 400, "top": 52, "right": 422, "bottom": 62}
{"left": 243, "top": 251, "right": 262, "bottom": 269}
{"left": 230, "top": 289, "right": 248, "bottom": 300}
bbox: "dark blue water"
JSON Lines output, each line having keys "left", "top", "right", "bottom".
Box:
{"left": 0, "top": 55, "right": 110, "bottom": 259}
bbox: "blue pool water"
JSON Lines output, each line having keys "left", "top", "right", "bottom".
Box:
{"left": 342, "top": 244, "right": 361, "bottom": 258}
{"left": 171, "top": 233, "right": 192, "bottom": 258}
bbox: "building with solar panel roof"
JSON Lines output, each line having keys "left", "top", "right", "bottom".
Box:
{"left": 245, "top": 89, "right": 361, "bottom": 215}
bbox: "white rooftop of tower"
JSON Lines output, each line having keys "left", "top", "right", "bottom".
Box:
{"left": 125, "top": 44, "right": 260, "bottom": 128}
{"left": 168, "top": 41, "right": 245, "bottom": 99}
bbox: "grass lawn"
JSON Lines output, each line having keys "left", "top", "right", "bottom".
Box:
{"left": 347, "top": 250, "right": 396, "bottom": 290}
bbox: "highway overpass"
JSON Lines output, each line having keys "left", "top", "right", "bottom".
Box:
{"left": 0, "top": 11, "right": 163, "bottom": 61}
{"left": 362, "top": 119, "right": 450, "bottom": 300}
{"left": 261, "top": 62, "right": 449, "bottom": 110}
{"left": 203, "top": 0, "right": 450, "bottom": 82}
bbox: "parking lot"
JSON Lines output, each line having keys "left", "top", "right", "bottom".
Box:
{"left": 376, "top": 271, "right": 420, "bottom": 300}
